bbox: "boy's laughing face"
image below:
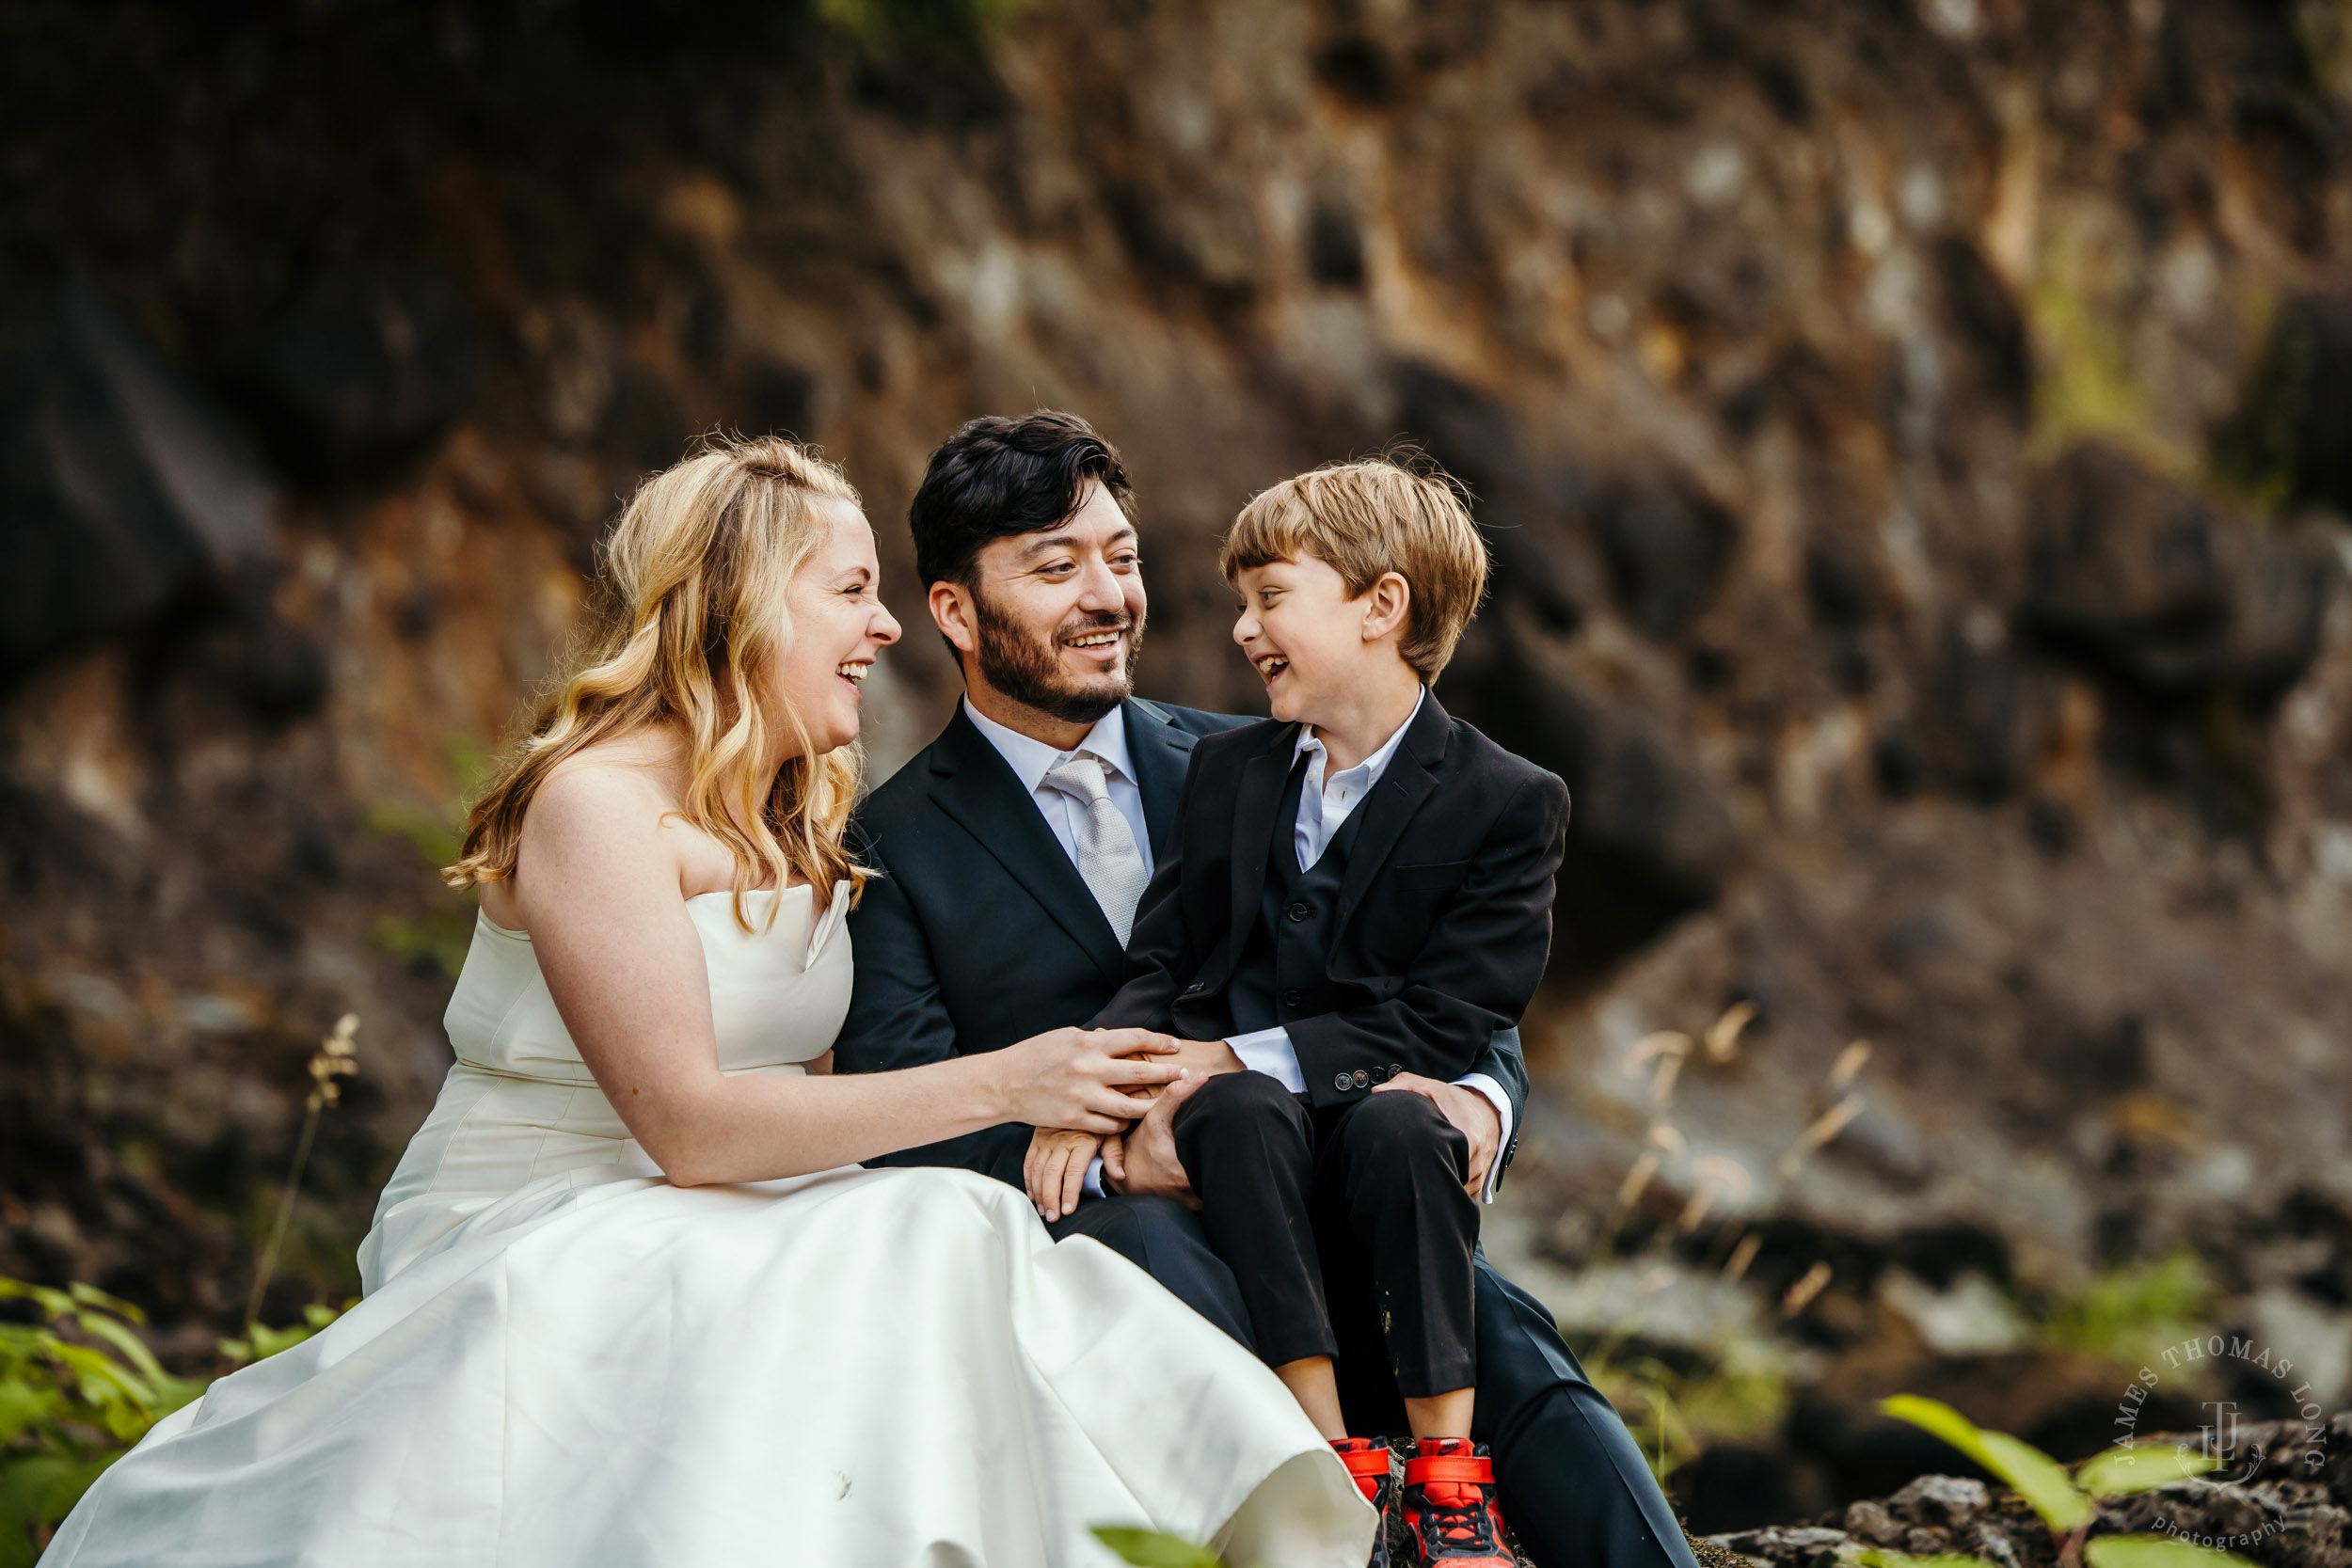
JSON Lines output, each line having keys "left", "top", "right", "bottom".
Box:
{"left": 1232, "top": 552, "right": 1392, "bottom": 726}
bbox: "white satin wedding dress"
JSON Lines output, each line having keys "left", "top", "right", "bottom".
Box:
{"left": 47, "top": 885, "right": 1373, "bottom": 1567}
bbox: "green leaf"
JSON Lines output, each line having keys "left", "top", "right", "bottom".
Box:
{"left": 1090, "top": 1525, "right": 1230, "bottom": 1568}
{"left": 0, "top": 1281, "right": 73, "bottom": 1322}
{"left": 65, "top": 1283, "right": 146, "bottom": 1325}
{"left": 0, "top": 1379, "right": 49, "bottom": 1448}
{"left": 1857, "top": 1550, "right": 2003, "bottom": 1568}
{"left": 246, "top": 1320, "right": 319, "bottom": 1361}
{"left": 2077, "top": 1445, "right": 2220, "bottom": 1498}
{"left": 77, "top": 1313, "right": 167, "bottom": 1386}
{"left": 1880, "top": 1396, "right": 2093, "bottom": 1533}
{"left": 51, "top": 1341, "right": 150, "bottom": 1407}
{"left": 2085, "top": 1534, "right": 2257, "bottom": 1568}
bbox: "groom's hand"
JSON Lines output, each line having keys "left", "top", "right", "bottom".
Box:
{"left": 1104, "top": 1071, "right": 1204, "bottom": 1209}
{"left": 1372, "top": 1072, "right": 1499, "bottom": 1199}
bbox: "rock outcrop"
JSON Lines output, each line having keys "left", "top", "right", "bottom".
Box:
{"left": 1712, "top": 1418, "right": 2352, "bottom": 1568}
{"left": 1, "top": 0, "right": 2348, "bottom": 1427}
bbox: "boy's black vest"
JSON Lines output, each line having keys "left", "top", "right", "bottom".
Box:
{"left": 1224, "top": 756, "right": 1373, "bottom": 1039}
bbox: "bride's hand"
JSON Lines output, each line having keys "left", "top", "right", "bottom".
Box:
{"left": 998, "top": 1027, "right": 1184, "bottom": 1133}
{"left": 1024, "top": 1128, "right": 1104, "bottom": 1223}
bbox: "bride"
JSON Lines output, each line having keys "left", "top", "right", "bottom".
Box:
{"left": 47, "top": 436, "right": 1374, "bottom": 1567}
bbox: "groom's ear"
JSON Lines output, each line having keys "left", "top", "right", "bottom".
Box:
{"left": 929, "top": 579, "right": 979, "bottom": 659}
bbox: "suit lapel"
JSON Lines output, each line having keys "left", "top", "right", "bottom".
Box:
{"left": 926, "top": 709, "right": 1127, "bottom": 982}
{"left": 1123, "top": 700, "right": 1198, "bottom": 861}
{"left": 1211, "top": 723, "right": 1299, "bottom": 987}
{"left": 1334, "top": 689, "right": 1451, "bottom": 934}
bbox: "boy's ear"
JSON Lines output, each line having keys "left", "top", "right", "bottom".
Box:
{"left": 930, "top": 579, "right": 980, "bottom": 658}
{"left": 1361, "top": 571, "right": 1412, "bottom": 644}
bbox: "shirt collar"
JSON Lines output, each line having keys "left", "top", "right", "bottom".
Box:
{"left": 963, "top": 696, "right": 1136, "bottom": 795}
{"left": 1293, "top": 687, "right": 1425, "bottom": 787}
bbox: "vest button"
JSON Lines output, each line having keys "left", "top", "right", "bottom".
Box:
{"left": 1182, "top": 981, "right": 1205, "bottom": 996}
{"left": 1286, "top": 901, "right": 1311, "bottom": 923}
{"left": 1281, "top": 989, "right": 1303, "bottom": 1008}
{"left": 1333, "top": 1072, "right": 1352, "bottom": 1091}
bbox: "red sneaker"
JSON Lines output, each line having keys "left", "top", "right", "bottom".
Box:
{"left": 1329, "top": 1437, "right": 1395, "bottom": 1568}
{"left": 1400, "top": 1438, "right": 1512, "bottom": 1567}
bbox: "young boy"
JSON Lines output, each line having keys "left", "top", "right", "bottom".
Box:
{"left": 1079, "top": 457, "right": 1568, "bottom": 1568}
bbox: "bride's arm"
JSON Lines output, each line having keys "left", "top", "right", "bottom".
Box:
{"left": 512, "top": 767, "right": 1182, "bottom": 1188}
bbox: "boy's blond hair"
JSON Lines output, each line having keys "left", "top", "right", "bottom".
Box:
{"left": 1220, "top": 455, "right": 1488, "bottom": 681}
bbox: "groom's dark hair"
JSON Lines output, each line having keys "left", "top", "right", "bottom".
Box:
{"left": 908, "top": 411, "right": 1136, "bottom": 590}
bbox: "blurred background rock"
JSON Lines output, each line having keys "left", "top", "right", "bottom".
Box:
{"left": 3, "top": 0, "right": 2349, "bottom": 1534}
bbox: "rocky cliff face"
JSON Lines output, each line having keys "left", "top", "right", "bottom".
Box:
{"left": 3, "top": 0, "right": 2349, "bottom": 1510}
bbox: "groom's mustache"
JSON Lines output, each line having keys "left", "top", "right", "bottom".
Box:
{"left": 1052, "top": 610, "right": 1138, "bottom": 643}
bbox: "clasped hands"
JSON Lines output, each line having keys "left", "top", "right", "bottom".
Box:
{"left": 1022, "top": 1040, "right": 1502, "bottom": 1223}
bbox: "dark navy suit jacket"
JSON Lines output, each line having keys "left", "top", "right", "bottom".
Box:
{"left": 834, "top": 696, "right": 1529, "bottom": 1190}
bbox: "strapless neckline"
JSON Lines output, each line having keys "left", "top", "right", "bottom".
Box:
{"left": 477, "top": 882, "right": 850, "bottom": 969}
{"left": 479, "top": 884, "right": 808, "bottom": 938}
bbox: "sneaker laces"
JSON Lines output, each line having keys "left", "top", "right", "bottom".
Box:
{"left": 1420, "top": 1485, "right": 1497, "bottom": 1552}
{"left": 1409, "top": 1440, "right": 1500, "bottom": 1556}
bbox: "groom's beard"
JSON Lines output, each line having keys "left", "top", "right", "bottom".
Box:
{"left": 972, "top": 588, "right": 1146, "bottom": 728}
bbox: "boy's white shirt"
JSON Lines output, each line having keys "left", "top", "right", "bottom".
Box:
{"left": 965, "top": 690, "right": 1512, "bottom": 1204}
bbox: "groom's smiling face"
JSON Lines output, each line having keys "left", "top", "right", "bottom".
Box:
{"left": 934, "top": 480, "right": 1149, "bottom": 728}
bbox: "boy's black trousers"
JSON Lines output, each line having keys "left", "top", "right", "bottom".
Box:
{"left": 1171, "top": 1068, "right": 1479, "bottom": 1399}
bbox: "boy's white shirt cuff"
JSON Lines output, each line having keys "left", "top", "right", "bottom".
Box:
{"left": 1455, "top": 1071, "right": 1513, "bottom": 1203}
{"left": 1224, "top": 1025, "right": 1307, "bottom": 1091}
{"left": 1217, "top": 1029, "right": 1515, "bottom": 1205}
{"left": 1082, "top": 1156, "right": 1106, "bottom": 1199}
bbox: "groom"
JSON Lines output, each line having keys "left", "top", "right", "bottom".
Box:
{"left": 835, "top": 411, "right": 1698, "bottom": 1568}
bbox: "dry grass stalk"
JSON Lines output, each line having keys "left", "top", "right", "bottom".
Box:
{"left": 245, "top": 1015, "right": 361, "bottom": 1336}
{"left": 1779, "top": 1093, "right": 1865, "bottom": 1176}
{"left": 1628, "top": 1031, "right": 1693, "bottom": 1107}
{"left": 1780, "top": 1260, "right": 1833, "bottom": 1318}
{"left": 1703, "top": 1001, "right": 1756, "bottom": 1063}
{"left": 1675, "top": 1155, "right": 1755, "bottom": 1233}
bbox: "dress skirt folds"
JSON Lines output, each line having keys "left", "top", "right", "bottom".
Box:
{"left": 44, "top": 888, "right": 1373, "bottom": 1567}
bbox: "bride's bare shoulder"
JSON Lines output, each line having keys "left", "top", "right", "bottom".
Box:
{"left": 525, "top": 732, "right": 687, "bottom": 847}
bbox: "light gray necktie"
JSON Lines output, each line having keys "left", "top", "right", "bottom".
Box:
{"left": 1041, "top": 752, "right": 1150, "bottom": 945}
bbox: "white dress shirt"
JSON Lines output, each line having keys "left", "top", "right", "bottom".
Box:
{"left": 962, "top": 699, "right": 1152, "bottom": 879}
{"left": 965, "top": 691, "right": 1513, "bottom": 1204}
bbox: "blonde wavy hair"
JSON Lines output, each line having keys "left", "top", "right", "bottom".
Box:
{"left": 445, "top": 434, "right": 867, "bottom": 928}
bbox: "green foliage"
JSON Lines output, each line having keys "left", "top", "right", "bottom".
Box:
{"left": 1882, "top": 1395, "right": 2093, "bottom": 1533}
{"left": 1, "top": 1279, "right": 345, "bottom": 1563}
{"left": 1092, "top": 1526, "right": 1233, "bottom": 1568}
{"left": 0, "top": 1281, "right": 201, "bottom": 1566}
{"left": 1585, "top": 1336, "right": 1789, "bottom": 1483}
{"left": 2085, "top": 1537, "right": 2252, "bottom": 1568}
{"left": 2026, "top": 217, "right": 2163, "bottom": 465}
{"left": 1860, "top": 1550, "right": 2005, "bottom": 1568}
{"left": 367, "top": 736, "right": 494, "bottom": 976}
{"left": 218, "top": 1304, "right": 343, "bottom": 1368}
{"left": 371, "top": 909, "right": 477, "bottom": 978}
{"left": 1881, "top": 1396, "right": 2246, "bottom": 1568}
{"left": 2038, "top": 1253, "right": 2214, "bottom": 1365}
{"left": 2075, "top": 1444, "right": 2218, "bottom": 1499}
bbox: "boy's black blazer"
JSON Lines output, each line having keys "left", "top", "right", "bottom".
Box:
{"left": 836, "top": 694, "right": 1534, "bottom": 1189}
{"left": 1092, "top": 690, "right": 1569, "bottom": 1108}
